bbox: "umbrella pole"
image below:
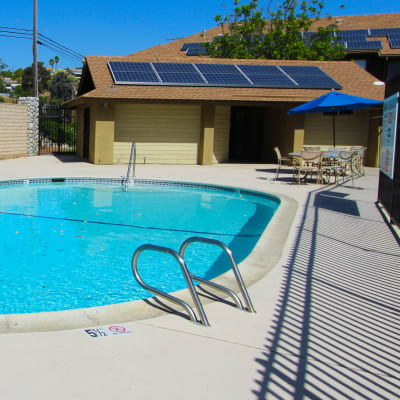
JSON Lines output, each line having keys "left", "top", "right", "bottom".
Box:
{"left": 332, "top": 112, "right": 336, "bottom": 148}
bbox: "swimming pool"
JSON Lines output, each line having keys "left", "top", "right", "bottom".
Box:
{"left": 0, "top": 178, "right": 280, "bottom": 315}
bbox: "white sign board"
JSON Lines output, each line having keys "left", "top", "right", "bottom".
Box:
{"left": 380, "top": 92, "right": 399, "bottom": 179}
{"left": 84, "top": 325, "right": 132, "bottom": 337}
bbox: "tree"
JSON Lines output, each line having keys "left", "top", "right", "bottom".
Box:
{"left": 206, "top": 0, "right": 345, "bottom": 61}
{"left": 54, "top": 56, "right": 60, "bottom": 70}
{"left": 50, "top": 71, "right": 75, "bottom": 101}
{"left": 13, "top": 68, "right": 24, "bottom": 83}
{"left": 49, "top": 58, "right": 55, "bottom": 71}
{"left": 0, "top": 80, "right": 7, "bottom": 93}
{"left": 21, "top": 62, "right": 51, "bottom": 95}
{"left": 0, "top": 58, "right": 7, "bottom": 72}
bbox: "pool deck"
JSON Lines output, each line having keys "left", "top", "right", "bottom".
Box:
{"left": 0, "top": 155, "right": 399, "bottom": 399}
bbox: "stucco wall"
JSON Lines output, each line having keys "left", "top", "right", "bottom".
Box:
{"left": 114, "top": 103, "right": 201, "bottom": 164}
{"left": 212, "top": 106, "right": 231, "bottom": 163}
{"left": 304, "top": 109, "right": 370, "bottom": 149}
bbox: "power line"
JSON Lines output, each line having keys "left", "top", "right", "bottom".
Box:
{"left": 38, "top": 41, "right": 83, "bottom": 62}
{"left": 0, "top": 26, "right": 32, "bottom": 32}
{"left": 0, "top": 26, "right": 85, "bottom": 63}
{"left": 38, "top": 33, "right": 84, "bottom": 58}
{"left": 0, "top": 33, "right": 32, "bottom": 40}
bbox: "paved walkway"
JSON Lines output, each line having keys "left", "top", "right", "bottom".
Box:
{"left": 0, "top": 155, "right": 398, "bottom": 399}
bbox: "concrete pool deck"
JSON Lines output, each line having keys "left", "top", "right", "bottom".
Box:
{"left": 0, "top": 155, "right": 399, "bottom": 399}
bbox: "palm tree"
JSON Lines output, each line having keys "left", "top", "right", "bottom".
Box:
{"left": 49, "top": 59, "right": 54, "bottom": 72}
{"left": 54, "top": 56, "right": 60, "bottom": 71}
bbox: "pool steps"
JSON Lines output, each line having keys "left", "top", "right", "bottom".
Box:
{"left": 132, "top": 237, "right": 255, "bottom": 327}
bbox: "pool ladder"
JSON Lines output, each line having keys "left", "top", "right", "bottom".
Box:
{"left": 123, "top": 142, "right": 136, "bottom": 191}
{"left": 132, "top": 237, "right": 255, "bottom": 327}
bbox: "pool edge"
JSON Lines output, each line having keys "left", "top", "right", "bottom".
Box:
{"left": 0, "top": 178, "right": 298, "bottom": 333}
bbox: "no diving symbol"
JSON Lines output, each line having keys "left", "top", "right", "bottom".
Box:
{"left": 109, "top": 325, "right": 126, "bottom": 333}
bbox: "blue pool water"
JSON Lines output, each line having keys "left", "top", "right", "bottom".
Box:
{"left": 0, "top": 180, "right": 279, "bottom": 314}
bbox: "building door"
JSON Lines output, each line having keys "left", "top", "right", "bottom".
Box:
{"left": 229, "top": 107, "right": 264, "bottom": 162}
{"left": 83, "top": 108, "right": 90, "bottom": 159}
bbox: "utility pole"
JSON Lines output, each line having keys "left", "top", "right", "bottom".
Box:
{"left": 33, "top": 0, "right": 38, "bottom": 97}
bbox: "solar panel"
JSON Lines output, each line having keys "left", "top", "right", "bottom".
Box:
{"left": 236, "top": 65, "right": 296, "bottom": 87}
{"left": 338, "top": 30, "right": 369, "bottom": 39}
{"left": 109, "top": 62, "right": 160, "bottom": 83}
{"left": 158, "top": 72, "right": 205, "bottom": 84}
{"left": 195, "top": 64, "right": 250, "bottom": 85}
{"left": 345, "top": 40, "right": 382, "bottom": 49}
{"left": 109, "top": 62, "right": 154, "bottom": 73}
{"left": 237, "top": 65, "right": 282, "bottom": 75}
{"left": 153, "top": 63, "right": 197, "bottom": 73}
{"left": 389, "top": 38, "right": 400, "bottom": 48}
{"left": 112, "top": 71, "right": 159, "bottom": 83}
{"left": 370, "top": 28, "right": 400, "bottom": 37}
{"left": 202, "top": 73, "right": 250, "bottom": 85}
{"left": 185, "top": 47, "right": 208, "bottom": 56}
{"left": 280, "top": 66, "right": 342, "bottom": 89}
{"left": 196, "top": 64, "right": 239, "bottom": 74}
{"left": 180, "top": 42, "right": 205, "bottom": 51}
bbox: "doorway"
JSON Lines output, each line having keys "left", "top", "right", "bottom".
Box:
{"left": 229, "top": 107, "right": 264, "bottom": 162}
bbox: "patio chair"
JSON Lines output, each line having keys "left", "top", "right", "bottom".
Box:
{"left": 324, "top": 150, "right": 358, "bottom": 186}
{"left": 293, "top": 151, "right": 324, "bottom": 184}
{"left": 350, "top": 146, "right": 367, "bottom": 176}
{"left": 273, "top": 147, "right": 292, "bottom": 181}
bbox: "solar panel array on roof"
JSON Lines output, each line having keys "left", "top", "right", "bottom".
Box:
{"left": 181, "top": 26, "right": 400, "bottom": 57}
{"left": 108, "top": 61, "right": 342, "bottom": 89}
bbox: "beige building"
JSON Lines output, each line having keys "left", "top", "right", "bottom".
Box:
{"left": 67, "top": 54, "right": 384, "bottom": 167}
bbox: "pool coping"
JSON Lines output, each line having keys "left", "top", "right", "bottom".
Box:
{"left": 0, "top": 177, "right": 298, "bottom": 333}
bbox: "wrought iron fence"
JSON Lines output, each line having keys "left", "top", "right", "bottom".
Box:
{"left": 38, "top": 103, "right": 76, "bottom": 154}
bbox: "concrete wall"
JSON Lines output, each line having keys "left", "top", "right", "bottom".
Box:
{"left": 0, "top": 103, "right": 28, "bottom": 158}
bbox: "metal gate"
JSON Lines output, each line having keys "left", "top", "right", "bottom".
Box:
{"left": 38, "top": 103, "right": 76, "bottom": 154}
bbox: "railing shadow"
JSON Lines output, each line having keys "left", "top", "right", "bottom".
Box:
{"left": 252, "top": 185, "right": 400, "bottom": 399}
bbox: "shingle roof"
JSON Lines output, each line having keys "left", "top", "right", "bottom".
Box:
{"left": 128, "top": 13, "right": 400, "bottom": 59}
{"left": 68, "top": 55, "right": 384, "bottom": 106}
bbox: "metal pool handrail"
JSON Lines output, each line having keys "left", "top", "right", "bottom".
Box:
{"left": 124, "top": 142, "right": 136, "bottom": 191}
{"left": 180, "top": 237, "right": 256, "bottom": 313}
{"left": 132, "top": 244, "right": 210, "bottom": 326}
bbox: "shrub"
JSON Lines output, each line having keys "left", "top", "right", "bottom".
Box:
{"left": 41, "top": 120, "right": 75, "bottom": 146}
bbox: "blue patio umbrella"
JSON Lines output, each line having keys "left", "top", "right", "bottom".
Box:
{"left": 288, "top": 91, "right": 383, "bottom": 147}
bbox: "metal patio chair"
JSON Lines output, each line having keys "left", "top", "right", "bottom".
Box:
{"left": 293, "top": 151, "right": 324, "bottom": 184}
{"left": 273, "top": 147, "right": 292, "bottom": 181}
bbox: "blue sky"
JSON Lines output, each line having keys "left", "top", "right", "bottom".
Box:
{"left": 1, "top": 0, "right": 400, "bottom": 70}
